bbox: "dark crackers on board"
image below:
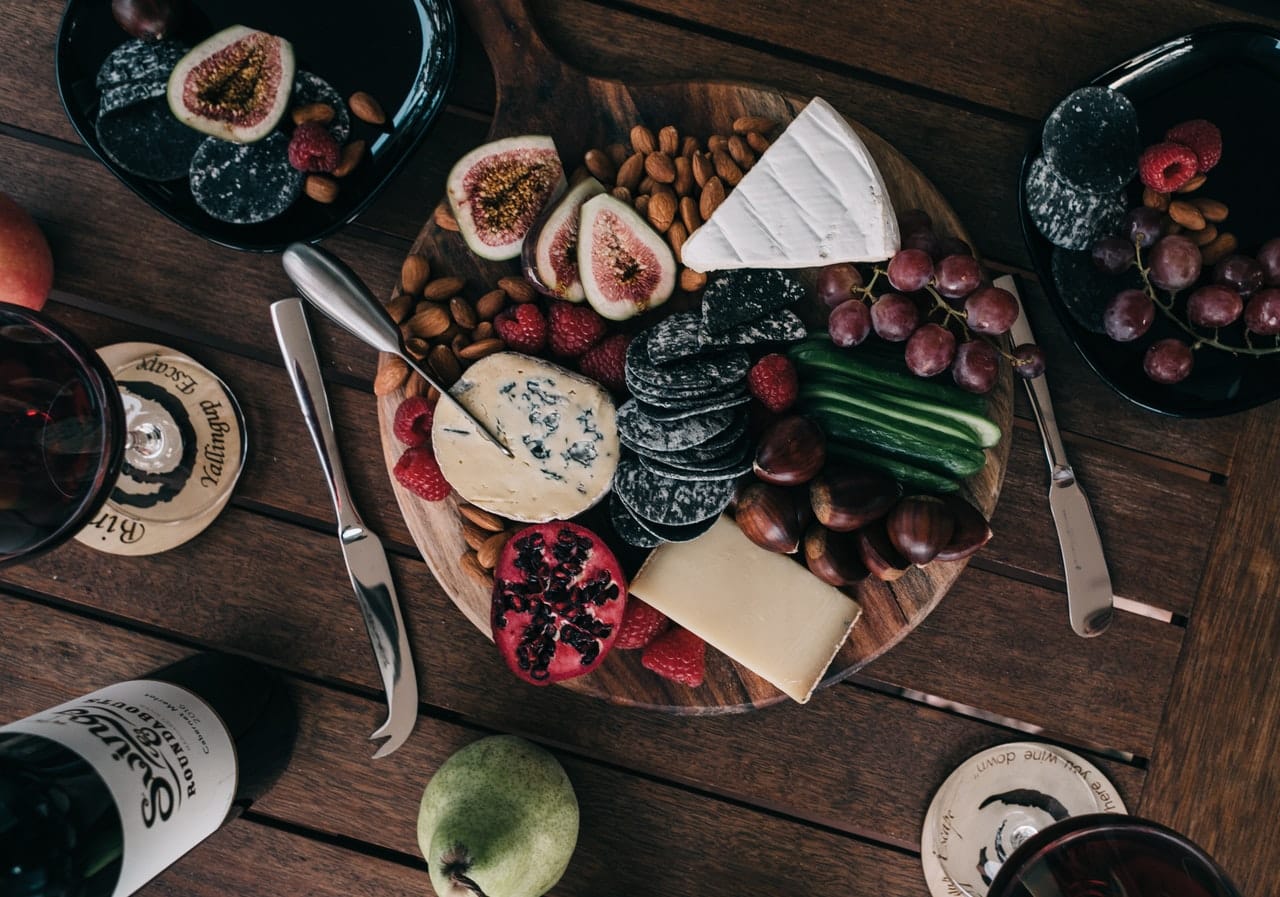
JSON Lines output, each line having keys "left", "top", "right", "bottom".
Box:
{"left": 612, "top": 454, "right": 737, "bottom": 527}
{"left": 645, "top": 312, "right": 704, "bottom": 365}
{"left": 189, "top": 133, "right": 304, "bottom": 224}
{"left": 698, "top": 308, "right": 807, "bottom": 350}
{"left": 609, "top": 494, "right": 663, "bottom": 549}
{"left": 96, "top": 98, "right": 205, "bottom": 181}
{"left": 633, "top": 393, "right": 751, "bottom": 422}
{"left": 95, "top": 39, "right": 188, "bottom": 90}
{"left": 634, "top": 436, "right": 752, "bottom": 472}
{"left": 626, "top": 330, "right": 750, "bottom": 393}
{"left": 616, "top": 400, "right": 738, "bottom": 453}
{"left": 1025, "top": 155, "right": 1126, "bottom": 251}
{"left": 700, "top": 268, "right": 806, "bottom": 335}
{"left": 1041, "top": 86, "right": 1139, "bottom": 195}
{"left": 99, "top": 78, "right": 169, "bottom": 116}
{"left": 637, "top": 450, "right": 753, "bottom": 482}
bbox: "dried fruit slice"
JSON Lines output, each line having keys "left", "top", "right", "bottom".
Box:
{"left": 491, "top": 521, "right": 627, "bottom": 684}
{"left": 166, "top": 25, "right": 295, "bottom": 143}
{"left": 188, "top": 133, "right": 302, "bottom": 223}
{"left": 577, "top": 194, "right": 676, "bottom": 321}
{"left": 522, "top": 175, "right": 606, "bottom": 301}
{"left": 446, "top": 135, "right": 566, "bottom": 261}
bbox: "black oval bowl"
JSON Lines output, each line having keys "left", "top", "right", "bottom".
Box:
{"left": 1018, "top": 23, "right": 1280, "bottom": 418}
{"left": 55, "top": 0, "right": 456, "bottom": 253}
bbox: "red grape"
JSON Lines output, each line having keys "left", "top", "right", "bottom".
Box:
{"left": 951, "top": 339, "right": 1000, "bottom": 394}
{"left": 1103, "top": 289, "right": 1155, "bottom": 342}
{"left": 1244, "top": 287, "right": 1280, "bottom": 335}
{"left": 817, "top": 263, "right": 864, "bottom": 308}
{"left": 1011, "top": 344, "right": 1046, "bottom": 379}
{"left": 1258, "top": 238, "right": 1280, "bottom": 286}
{"left": 901, "top": 229, "right": 942, "bottom": 260}
{"left": 1213, "top": 254, "right": 1265, "bottom": 296}
{"left": 898, "top": 209, "right": 932, "bottom": 236}
{"left": 828, "top": 299, "right": 872, "bottom": 347}
{"left": 1186, "top": 284, "right": 1243, "bottom": 328}
{"left": 964, "top": 285, "right": 1019, "bottom": 335}
{"left": 1143, "top": 338, "right": 1194, "bottom": 384}
{"left": 1148, "top": 236, "right": 1202, "bottom": 291}
{"left": 904, "top": 323, "right": 956, "bottom": 377}
{"left": 869, "top": 292, "right": 919, "bottom": 342}
{"left": 935, "top": 254, "right": 983, "bottom": 299}
{"left": 887, "top": 248, "right": 934, "bottom": 292}
{"left": 1091, "top": 235, "right": 1133, "bottom": 275}
{"left": 1124, "top": 207, "right": 1164, "bottom": 248}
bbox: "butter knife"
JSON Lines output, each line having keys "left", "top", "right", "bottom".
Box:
{"left": 996, "top": 275, "right": 1114, "bottom": 637}
{"left": 271, "top": 298, "right": 419, "bottom": 757}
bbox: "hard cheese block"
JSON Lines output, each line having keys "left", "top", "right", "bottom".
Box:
{"left": 681, "top": 96, "right": 900, "bottom": 272}
{"left": 629, "top": 515, "right": 862, "bottom": 702}
{"left": 431, "top": 352, "right": 619, "bottom": 522}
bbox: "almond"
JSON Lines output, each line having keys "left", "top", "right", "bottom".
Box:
{"left": 637, "top": 175, "right": 657, "bottom": 195}
{"left": 700, "top": 176, "right": 726, "bottom": 220}
{"left": 476, "top": 529, "right": 513, "bottom": 569}
{"left": 451, "top": 332, "right": 470, "bottom": 358}
{"left": 429, "top": 344, "right": 462, "bottom": 385}
{"left": 457, "top": 337, "right": 505, "bottom": 361}
{"left": 648, "top": 190, "right": 677, "bottom": 233}
{"left": 404, "top": 336, "right": 430, "bottom": 360}
{"left": 437, "top": 322, "right": 461, "bottom": 345}
{"left": 332, "top": 139, "right": 365, "bottom": 178}
{"left": 424, "top": 275, "right": 465, "bottom": 301}
{"left": 1176, "top": 174, "right": 1206, "bottom": 194}
{"left": 292, "top": 102, "right": 335, "bottom": 125}
{"left": 401, "top": 254, "right": 431, "bottom": 294}
{"left": 745, "top": 131, "right": 770, "bottom": 154}
{"left": 498, "top": 275, "right": 536, "bottom": 304}
{"left": 634, "top": 194, "right": 650, "bottom": 218}
{"left": 658, "top": 125, "right": 680, "bottom": 155}
{"left": 1142, "top": 186, "right": 1170, "bottom": 211}
{"left": 460, "top": 550, "right": 490, "bottom": 584}
{"left": 667, "top": 220, "right": 688, "bottom": 262}
{"left": 712, "top": 150, "right": 743, "bottom": 186}
{"left": 407, "top": 304, "right": 451, "bottom": 339}
{"left": 304, "top": 175, "right": 338, "bottom": 203}
{"left": 630, "top": 124, "right": 657, "bottom": 154}
{"left": 450, "top": 296, "right": 477, "bottom": 330}
{"left": 476, "top": 289, "right": 507, "bottom": 320}
{"left": 616, "top": 152, "right": 645, "bottom": 192}
{"left": 679, "top": 267, "right": 707, "bottom": 292}
{"left": 373, "top": 354, "right": 409, "bottom": 396}
{"left": 1191, "top": 224, "right": 1218, "bottom": 246}
{"left": 385, "top": 292, "right": 414, "bottom": 324}
{"left": 1168, "top": 200, "right": 1206, "bottom": 231}
{"left": 458, "top": 503, "right": 506, "bottom": 532}
{"left": 707, "top": 134, "right": 729, "bottom": 154}
{"left": 673, "top": 155, "right": 694, "bottom": 196}
{"left": 473, "top": 321, "right": 495, "bottom": 340}
{"left": 645, "top": 151, "right": 677, "bottom": 184}
{"left": 435, "top": 204, "right": 460, "bottom": 231}
{"left": 680, "top": 135, "right": 700, "bottom": 157}
{"left": 348, "top": 91, "right": 386, "bottom": 125}
{"left": 691, "top": 152, "right": 714, "bottom": 188}
{"left": 680, "top": 195, "right": 702, "bottom": 232}
{"left": 584, "top": 148, "right": 616, "bottom": 183}
{"left": 1201, "top": 232, "right": 1238, "bottom": 266}
{"left": 727, "top": 135, "right": 755, "bottom": 170}
{"left": 605, "top": 142, "right": 628, "bottom": 166}
{"left": 733, "top": 115, "right": 777, "bottom": 135}
{"left": 462, "top": 519, "right": 490, "bottom": 550}
{"left": 611, "top": 185, "right": 632, "bottom": 204}
{"left": 403, "top": 371, "right": 428, "bottom": 398}
{"left": 1191, "top": 197, "right": 1228, "bottom": 222}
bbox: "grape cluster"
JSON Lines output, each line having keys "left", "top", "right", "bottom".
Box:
{"left": 816, "top": 210, "right": 1039, "bottom": 394}
{"left": 1091, "top": 211, "right": 1280, "bottom": 385}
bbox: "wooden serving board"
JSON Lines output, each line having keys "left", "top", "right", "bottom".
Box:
{"left": 375, "top": 0, "right": 1014, "bottom": 713}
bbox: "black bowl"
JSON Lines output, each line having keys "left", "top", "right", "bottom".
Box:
{"left": 55, "top": 0, "right": 456, "bottom": 253}
{"left": 1019, "top": 23, "right": 1280, "bottom": 417}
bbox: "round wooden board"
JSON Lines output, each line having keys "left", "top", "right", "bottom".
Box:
{"left": 375, "top": 0, "right": 1014, "bottom": 713}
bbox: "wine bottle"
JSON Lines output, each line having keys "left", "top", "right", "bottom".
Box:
{"left": 0, "top": 653, "right": 297, "bottom": 897}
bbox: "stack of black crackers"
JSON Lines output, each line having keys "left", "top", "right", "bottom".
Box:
{"left": 609, "top": 269, "right": 807, "bottom": 548}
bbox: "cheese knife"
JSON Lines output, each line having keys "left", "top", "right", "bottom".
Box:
{"left": 271, "top": 297, "right": 419, "bottom": 757}
{"left": 996, "top": 274, "right": 1114, "bottom": 637}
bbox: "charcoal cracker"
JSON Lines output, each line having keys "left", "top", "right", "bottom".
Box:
{"left": 96, "top": 98, "right": 204, "bottom": 181}
{"left": 701, "top": 268, "right": 805, "bottom": 335}
{"left": 1025, "top": 155, "right": 1125, "bottom": 251}
{"left": 1042, "top": 86, "right": 1139, "bottom": 195}
{"left": 612, "top": 454, "right": 736, "bottom": 526}
{"left": 616, "top": 399, "right": 737, "bottom": 453}
{"left": 189, "top": 133, "right": 303, "bottom": 224}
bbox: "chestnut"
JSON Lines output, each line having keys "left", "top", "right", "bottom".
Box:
{"left": 886, "top": 495, "right": 956, "bottom": 566}
{"left": 754, "top": 415, "right": 826, "bottom": 486}
{"left": 855, "top": 520, "right": 911, "bottom": 581}
{"left": 934, "top": 495, "right": 993, "bottom": 562}
{"left": 810, "top": 468, "right": 901, "bottom": 532}
{"left": 734, "top": 482, "right": 806, "bottom": 554}
{"left": 803, "top": 524, "right": 869, "bottom": 586}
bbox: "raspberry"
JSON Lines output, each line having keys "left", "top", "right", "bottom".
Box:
{"left": 577, "top": 333, "right": 630, "bottom": 393}
{"left": 641, "top": 626, "right": 705, "bottom": 687}
{"left": 287, "top": 123, "right": 340, "bottom": 173}
{"left": 393, "top": 445, "right": 451, "bottom": 501}
{"left": 547, "top": 300, "right": 607, "bottom": 357}
{"left": 1137, "top": 142, "right": 1199, "bottom": 193}
{"left": 392, "top": 396, "right": 435, "bottom": 447}
{"left": 493, "top": 303, "right": 547, "bottom": 354}
{"left": 746, "top": 353, "right": 799, "bottom": 413}
{"left": 1165, "top": 119, "right": 1222, "bottom": 174}
{"left": 614, "top": 599, "right": 669, "bottom": 650}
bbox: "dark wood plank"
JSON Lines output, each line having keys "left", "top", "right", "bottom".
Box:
{"left": 1141, "top": 403, "right": 1280, "bottom": 896}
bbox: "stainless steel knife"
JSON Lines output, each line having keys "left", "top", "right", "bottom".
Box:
{"left": 996, "top": 275, "right": 1114, "bottom": 637}
{"left": 271, "top": 297, "right": 419, "bottom": 757}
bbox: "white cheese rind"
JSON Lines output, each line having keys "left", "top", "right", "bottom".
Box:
{"left": 629, "top": 515, "right": 861, "bottom": 703}
{"left": 682, "top": 97, "right": 900, "bottom": 272}
{"left": 430, "top": 352, "right": 619, "bottom": 523}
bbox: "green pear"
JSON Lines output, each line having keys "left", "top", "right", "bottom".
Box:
{"left": 417, "top": 735, "right": 579, "bottom": 897}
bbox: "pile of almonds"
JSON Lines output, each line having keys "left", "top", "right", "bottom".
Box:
{"left": 455, "top": 502, "right": 522, "bottom": 586}
{"left": 294, "top": 89, "right": 385, "bottom": 205}
{"left": 374, "top": 253, "right": 534, "bottom": 398}
{"left": 1142, "top": 180, "right": 1235, "bottom": 266}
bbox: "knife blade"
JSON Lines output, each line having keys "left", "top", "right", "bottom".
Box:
{"left": 271, "top": 297, "right": 419, "bottom": 756}
{"left": 997, "top": 275, "right": 1114, "bottom": 637}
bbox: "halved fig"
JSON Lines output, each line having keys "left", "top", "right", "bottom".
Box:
{"left": 577, "top": 194, "right": 676, "bottom": 320}
{"left": 166, "top": 25, "right": 294, "bottom": 143}
{"left": 446, "top": 135, "right": 566, "bottom": 261}
{"left": 521, "top": 176, "right": 605, "bottom": 301}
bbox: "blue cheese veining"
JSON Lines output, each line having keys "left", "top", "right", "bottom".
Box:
{"left": 430, "top": 352, "right": 620, "bottom": 522}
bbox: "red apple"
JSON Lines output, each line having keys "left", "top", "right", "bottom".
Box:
{"left": 0, "top": 191, "right": 54, "bottom": 310}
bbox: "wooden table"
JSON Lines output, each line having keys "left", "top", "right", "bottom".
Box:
{"left": 3, "top": 1, "right": 1279, "bottom": 895}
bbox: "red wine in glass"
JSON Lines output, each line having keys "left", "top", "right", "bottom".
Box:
{"left": 986, "top": 813, "right": 1243, "bottom": 897}
{"left": 0, "top": 305, "right": 123, "bottom": 565}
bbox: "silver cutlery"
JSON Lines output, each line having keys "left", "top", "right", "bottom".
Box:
{"left": 271, "top": 297, "right": 419, "bottom": 757}
{"left": 280, "top": 242, "right": 512, "bottom": 458}
{"left": 997, "top": 274, "right": 1114, "bottom": 637}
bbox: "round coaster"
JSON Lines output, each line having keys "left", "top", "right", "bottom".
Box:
{"left": 73, "top": 343, "right": 245, "bottom": 557}
{"left": 920, "top": 742, "right": 1126, "bottom": 897}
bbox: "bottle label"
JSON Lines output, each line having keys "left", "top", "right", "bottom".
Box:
{"left": 0, "top": 680, "right": 237, "bottom": 897}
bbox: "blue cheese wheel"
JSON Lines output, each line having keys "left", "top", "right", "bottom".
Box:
{"left": 96, "top": 97, "right": 204, "bottom": 181}
{"left": 1042, "top": 86, "right": 1139, "bottom": 194}
{"left": 1025, "top": 156, "right": 1125, "bottom": 251}
{"left": 430, "top": 352, "right": 619, "bottom": 523}
{"left": 701, "top": 269, "right": 805, "bottom": 335}
{"left": 612, "top": 454, "right": 736, "bottom": 527}
{"left": 189, "top": 133, "right": 303, "bottom": 224}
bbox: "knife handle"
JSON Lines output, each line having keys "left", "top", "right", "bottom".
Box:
{"left": 1023, "top": 371, "right": 1072, "bottom": 479}
{"left": 271, "top": 298, "right": 360, "bottom": 527}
